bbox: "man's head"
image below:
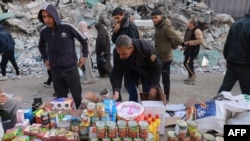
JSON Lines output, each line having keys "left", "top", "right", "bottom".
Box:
{"left": 38, "top": 4, "right": 61, "bottom": 28}
{"left": 115, "top": 35, "right": 134, "bottom": 59}
{"left": 187, "top": 18, "right": 197, "bottom": 29}
{"left": 151, "top": 9, "right": 163, "bottom": 26}
{"left": 112, "top": 7, "right": 125, "bottom": 24}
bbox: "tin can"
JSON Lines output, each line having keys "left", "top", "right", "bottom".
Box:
{"left": 187, "top": 120, "right": 198, "bottom": 136}
{"left": 101, "top": 113, "right": 109, "bottom": 122}
{"left": 79, "top": 125, "right": 89, "bottom": 138}
{"left": 49, "top": 111, "right": 58, "bottom": 128}
{"left": 41, "top": 111, "right": 50, "bottom": 129}
{"left": 145, "top": 132, "right": 154, "bottom": 141}
{"left": 128, "top": 120, "right": 138, "bottom": 138}
{"left": 139, "top": 120, "right": 148, "bottom": 138}
{"left": 96, "top": 102, "right": 105, "bottom": 117}
{"left": 87, "top": 102, "right": 96, "bottom": 117}
{"left": 106, "top": 121, "right": 116, "bottom": 138}
{"left": 192, "top": 131, "right": 202, "bottom": 141}
{"left": 175, "top": 120, "right": 187, "bottom": 139}
{"left": 112, "top": 137, "right": 121, "bottom": 141}
{"left": 71, "top": 121, "right": 80, "bottom": 132}
{"left": 117, "top": 120, "right": 127, "bottom": 138}
{"left": 89, "top": 133, "right": 98, "bottom": 141}
{"left": 123, "top": 137, "right": 133, "bottom": 141}
{"left": 102, "top": 137, "right": 111, "bottom": 141}
{"left": 202, "top": 133, "right": 215, "bottom": 141}
{"left": 167, "top": 131, "right": 178, "bottom": 141}
{"left": 96, "top": 121, "right": 106, "bottom": 138}
{"left": 215, "top": 136, "right": 224, "bottom": 141}
{"left": 91, "top": 116, "right": 100, "bottom": 126}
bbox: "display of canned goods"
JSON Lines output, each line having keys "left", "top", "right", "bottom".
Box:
{"left": 117, "top": 120, "right": 127, "bottom": 138}
{"left": 96, "top": 102, "right": 106, "bottom": 117}
{"left": 96, "top": 121, "right": 106, "bottom": 139}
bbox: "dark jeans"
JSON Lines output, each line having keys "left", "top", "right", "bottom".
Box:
{"left": 52, "top": 69, "right": 82, "bottom": 109}
{"left": 1, "top": 51, "right": 19, "bottom": 76}
{"left": 183, "top": 55, "right": 195, "bottom": 78}
{"left": 46, "top": 69, "right": 52, "bottom": 85}
{"left": 218, "top": 64, "right": 250, "bottom": 95}
{"left": 124, "top": 70, "right": 150, "bottom": 102}
{"left": 162, "top": 61, "right": 172, "bottom": 100}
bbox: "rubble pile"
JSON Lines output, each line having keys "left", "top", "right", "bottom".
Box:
{"left": 0, "top": 0, "right": 235, "bottom": 77}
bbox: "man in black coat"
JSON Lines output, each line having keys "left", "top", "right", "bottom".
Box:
{"left": 110, "top": 35, "right": 166, "bottom": 104}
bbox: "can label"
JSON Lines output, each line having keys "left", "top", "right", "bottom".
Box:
{"left": 41, "top": 112, "right": 50, "bottom": 129}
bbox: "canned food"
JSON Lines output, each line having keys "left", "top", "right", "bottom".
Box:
{"left": 96, "top": 121, "right": 106, "bottom": 138}
{"left": 41, "top": 111, "right": 50, "bottom": 129}
{"left": 87, "top": 102, "right": 96, "bottom": 117}
{"left": 106, "top": 121, "right": 116, "bottom": 138}
{"left": 134, "top": 138, "right": 142, "bottom": 141}
{"left": 175, "top": 120, "right": 187, "bottom": 139}
{"left": 89, "top": 133, "right": 98, "bottom": 141}
{"left": 128, "top": 120, "right": 138, "bottom": 138}
{"left": 215, "top": 136, "right": 224, "bottom": 141}
{"left": 167, "top": 131, "right": 178, "bottom": 141}
{"left": 112, "top": 137, "right": 121, "bottom": 141}
{"left": 145, "top": 132, "right": 154, "bottom": 141}
{"left": 192, "top": 131, "right": 202, "bottom": 141}
{"left": 96, "top": 102, "right": 105, "bottom": 117}
{"left": 49, "top": 111, "right": 58, "bottom": 128}
{"left": 91, "top": 116, "right": 100, "bottom": 126}
{"left": 102, "top": 137, "right": 111, "bottom": 141}
{"left": 187, "top": 120, "right": 198, "bottom": 136}
{"left": 139, "top": 120, "right": 148, "bottom": 138}
{"left": 123, "top": 137, "right": 133, "bottom": 141}
{"left": 202, "top": 133, "right": 215, "bottom": 141}
{"left": 117, "top": 120, "right": 127, "bottom": 138}
{"left": 70, "top": 121, "right": 80, "bottom": 132}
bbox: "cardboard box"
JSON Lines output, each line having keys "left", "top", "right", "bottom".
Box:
{"left": 141, "top": 101, "right": 165, "bottom": 134}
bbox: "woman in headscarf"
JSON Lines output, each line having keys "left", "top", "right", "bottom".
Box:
{"left": 94, "top": 22, "right": 112, "bottom": 77}
{"left": 78, "top": 21, "right": 96, "bottom": 83}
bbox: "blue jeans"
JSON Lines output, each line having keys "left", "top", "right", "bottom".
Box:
{"left": 124, "top": 70, "right": 150, "bottom": 102}
{"left": 52, "top": 69, "right": 82, "bottom": 109}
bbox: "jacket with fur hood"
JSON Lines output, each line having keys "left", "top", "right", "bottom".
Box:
{"left": 38, "top": 4, "right": 88, "bottom": 73}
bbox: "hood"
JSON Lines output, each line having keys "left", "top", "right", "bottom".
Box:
{"left": 38, "top": 3, "right": 61, "bottom": 26}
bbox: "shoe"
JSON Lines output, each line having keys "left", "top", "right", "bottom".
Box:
{"left": 82, "top": 80, "right": 95, "bottom": 84}
{"left": 12, "top": 75, "right": 21, "bottom": 80}
{"left": 184, "top": 80, "right": 195, "bottom": 85}
{"left": 184, "top": 76, "right": 196, "bottom": 82}
{"left": 43, "top": 82, "right": 51, "bottom": 87}
{"left": 52, "top": 92, "right": 57, "bottom": 97}
{"left": 0, "top": 76, "right": 7, "bottom": 81}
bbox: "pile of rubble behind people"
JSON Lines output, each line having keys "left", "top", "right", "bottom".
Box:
{"left": 0, "top": 0, "right": 236, "bottom": 78}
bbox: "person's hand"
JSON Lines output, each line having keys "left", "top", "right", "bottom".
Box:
{"left": 78, "top": 57, "right": 86, "bottom": 68}
{"left": 45, "top": 60, "right": 50, "bottom": 70}
{"left": 112, "top": 91, "right": 119, "bottom": 101}
{"left": 0, "top": 92, "right": 8, "bottom": 105}
{"left": 113, "top": 24, "right": 120, "bottom": 33}
{"left": 100, "top": 52, "right": 105, "bottom": 56}
{"left": 148, "top": 87, "right": 157, "bottom": 100}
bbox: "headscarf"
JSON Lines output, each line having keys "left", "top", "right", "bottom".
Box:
{"left": 78, "top": 21, "right": 90, "bottom": 40}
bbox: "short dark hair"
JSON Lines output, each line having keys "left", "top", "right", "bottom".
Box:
{"left": 189, "top": 18, "right": 198, "bottom": 26}
{"left": 151, "top": 9, "right": 162, "bottom": 16}
{"left": 116, "top": 35, "right": 132, "bottom": 48}
{"left": 112, "top": 7, "right": 125, "bottom": 16}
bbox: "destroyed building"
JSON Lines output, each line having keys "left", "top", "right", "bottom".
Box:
{"left": 0, "top": 0, "right": 238, "bottom": 78}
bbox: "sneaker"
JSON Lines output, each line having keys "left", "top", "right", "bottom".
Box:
{"left": 43, "top": 82, "right": 51, "bottom": 87}
{"left": 12, "top": 75, "right": 21, "bottom": 80}
{"left": 0, "top": 76, "right": 7, "bottom": 81}
{"left": 184, "top": 75, "right": 196, "bottom": 82}
{"left": 184, "top": 80, "right": 195, "bottom": 85}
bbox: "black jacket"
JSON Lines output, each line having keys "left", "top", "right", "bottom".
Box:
{"left": 223, "top": 14, "right": 250, "bottom": 68}
{"left": 110, "top": 39, "right": 162, "bottom": 92}
{"left": 0, "top": 25, "right": 15, "bottom": 53}
{"left": 111, "top": 16, "right": 139, "bottom": 44}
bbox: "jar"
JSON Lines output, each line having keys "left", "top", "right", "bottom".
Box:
{"left": 117, "top": 120, "right": 127, "bottom": 138}
{"left": 96, "top": 121, "right": 106, "bottom": 138}
{"left": 106, "top": 121, "right": 116, "bottom": 138}
{"left": 96, "top": 102, "right": 105, "bottom": 117}
{"left": 87, "top": 102, "right": 96, "bottom": 117}
{"left": 139, "top": 120, "right": 148, "bottom": 138}
{"left": 187, "top": 120, "right": 198, "bottom": 136}
{"left": 128, "top": 120, "right": 138, "bottom": 138}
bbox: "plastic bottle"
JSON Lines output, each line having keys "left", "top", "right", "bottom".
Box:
{"left": 151, "top": 117, "right": 157, "bottom": 141}
{"left": 155, "top": 114, "right": 161, "bottom": 141}
{"left": 148, "top": 113, "right": 152, "bottom": 123}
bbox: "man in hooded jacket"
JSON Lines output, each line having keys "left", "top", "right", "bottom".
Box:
{"left": 37, "top": 4, "right": 88, "bottom": 109}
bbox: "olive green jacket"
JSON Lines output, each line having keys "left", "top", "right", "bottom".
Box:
{"left": 154, "top": 18, "right": 183, "bottom": 62}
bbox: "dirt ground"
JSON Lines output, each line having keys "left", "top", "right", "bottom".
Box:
{"left": 0, "top": 72, "right": 241, "bottom": 140}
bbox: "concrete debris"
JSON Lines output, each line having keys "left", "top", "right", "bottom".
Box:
{"left": 0, "top": 0, "right": 237, "bottom": 77}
